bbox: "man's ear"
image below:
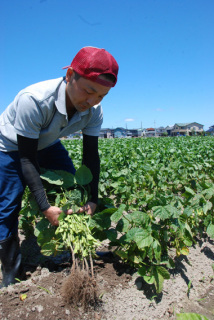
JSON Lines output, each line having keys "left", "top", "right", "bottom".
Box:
{"left": 66, "top": 67, "right": 74, "bottom": 83}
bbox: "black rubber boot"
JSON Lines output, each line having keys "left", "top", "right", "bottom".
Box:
{"left": 0, "top": 234, "right": 22, "bottom": 288}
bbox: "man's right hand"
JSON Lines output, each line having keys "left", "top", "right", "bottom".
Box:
{"left": 43, "top": 206, "right": 74, "bottom": 226}
{"left": 43, "top": 206, "right": 63, "bottom": 226}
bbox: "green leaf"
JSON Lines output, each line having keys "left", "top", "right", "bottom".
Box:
{"left": 37, "top": 227, "right": 56, "bottom": 247}
{"left": 203, "top": 201, "right": 212, "bottom": 214}
{"left": 54, "top": 170, "right": 75, "bottom": 188}
{"left": 153, "top": 240, "right": 161, "bottom": 262}
{"left": 162, "top": 257, "right": 175, "bottom": 269}
{"left": 34, "top": 218, "right": 50, "bottom": 237}
{"left": 184, "top": 187, "right": 196, "bottom": 196}
{"left": 167, "top": 205, "right": 181, "bottom": 218}
{"left": 62, "top": 202, "right": 79, "bottom": 213}
{"left": 183, "top": 238, "right": 192, "bottom": 247}
{"left": 91, "top": 208, "right": 116, "bottom": 230}
{"left": 202, "top": 186, "right": 214, "bottom": 200}
{"left": 153, "top": 206, "right": 171, "bottom": 221}
{"left": 41, "top": 241, "right": 58, "bottom": 256}
{"left": 134, "top": 229, "right": 153, "bottom": 249}
{"left": 154, "top": 267, "right": 164, "bottom": 293}
{"left": 143, "top": 275, "right": 155, "bottom": 284}
{"left": 123, "top": 228, "right": 139, "bottom": 243}
{"left": 207, "top": 223, "right": 214, "bottom": 239}
{"left": 137, "top": 265, "right": 147, "bottom": 276}
{"left": 184, "top": 222, "right": 193, "bottom": 238}
{"left": 115, "top": 250, "right": 128, "bottom": 260}
{"left": 176, "top": 313, "right": 209, "bottom": 320}
{"left": 75, "top": 165, "right": 93, "bottom": 185}
{"left": 40, "top": 171, "right": 63, "bottom": 185}
{"left": 153, "top": 205, "right": 180, "bottom": 220}
{"left": 91, "top": 229, "right": 108, "bottom": 241}
{"left": 156, "top": 266, "right": 170, "bottom": 279}
{"left": 29, "top": 195, "right": 40, "bottom": 212}
{"left": 111, "top": 204, "right": 126, "bottom": 223}
{"left": 116, "top": 217, "right": 130, "bottom": 233}
{"left": 67, "top": 189, "right": 82, "bottom": 204}
{"left": 58, "top": 212, "right": 66, "bottom": 221}
{"left": 105, "top": 229, "right": 118, "bottom": 242}
{"left": 183, "top": 207, "right": 194, "bottom": 217}
{"left": 125, "top": 211, "right": 150, "bottom": 227}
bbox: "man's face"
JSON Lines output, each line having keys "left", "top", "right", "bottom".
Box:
{"left": 65, "top": 68, "right": 111, "bottom": 113}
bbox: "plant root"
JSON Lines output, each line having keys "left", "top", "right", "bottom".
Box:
{"left": 61, "top": 261, "right": 98, "bottom": 310}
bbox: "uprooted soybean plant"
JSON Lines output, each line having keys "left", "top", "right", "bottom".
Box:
{"left": 19, "top": 165, "right": 105, "bottom": 309}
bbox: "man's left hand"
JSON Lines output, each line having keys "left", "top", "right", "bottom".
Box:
{"left": 79, "top": 201, "right": 97, "bottom": 215}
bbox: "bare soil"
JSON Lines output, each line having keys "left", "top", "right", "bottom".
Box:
{"left": 0, "top": 233, "right": 214, "bottom": 320}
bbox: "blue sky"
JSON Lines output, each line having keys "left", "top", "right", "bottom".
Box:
{"left": 1, "top": 0, "right": 213, "bottom": 130}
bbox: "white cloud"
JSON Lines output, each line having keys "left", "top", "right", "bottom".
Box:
{"left": 125, "top": 118, "right": 134, "bottom": 122}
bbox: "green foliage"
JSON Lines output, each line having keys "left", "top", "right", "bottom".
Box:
{"left": 19, "top": 137, "right": 214, "bottom": 294}
{"left": 75, "top": 165, "right": 93, "bottom": 185}
{"left": 88, "top": 136, "right": 214, "bottom": 293}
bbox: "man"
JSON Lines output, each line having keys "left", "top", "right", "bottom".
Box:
{"left": 0, "top": 46, "right": 119, "bottom": 287}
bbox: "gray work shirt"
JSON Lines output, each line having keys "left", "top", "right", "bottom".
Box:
{"left": 0, "top": 77, "right": 103, "bottom": 152}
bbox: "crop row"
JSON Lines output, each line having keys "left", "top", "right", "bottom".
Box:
{"left": 63, "top": 136, "right": 214, "bottom": 213}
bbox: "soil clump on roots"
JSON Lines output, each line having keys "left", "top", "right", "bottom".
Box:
{"left": 61, "top": 259, "right": 98, "bottom": 310}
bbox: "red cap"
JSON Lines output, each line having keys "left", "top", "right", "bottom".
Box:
{"left": 62, "top": 46, "right": 118, "bottom": 87}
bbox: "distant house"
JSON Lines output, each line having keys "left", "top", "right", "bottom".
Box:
{"left": 206, "top": 125, "right": 214, "bottom": 135}
{"left": 127, "top": 129, "right": 139, "bottom": 137}
{"left": 114, "top": 127, "right": 127, "bottom": 138}
{"left": 165, "top": 125, "right": 174, "bottom": 136}
{"left": 156, "top": 126, "right": 167, "bottom": 136}
{"left": 100, "top": 127, "right": 138, "bottom": 138}
{"left": 137, "top": 129, "right": 146, "bottom": 137}
{"left": 99, "top": 128, "right": 113, "bottom": 138}
{"left": 145, "top": 128, "right": 156, "bottom": 137}
{"left": 143, "top": 127, "right": 167, "bottom": 137}
{"left": 171, "top": 123, "right": 204, "bottom": 136}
